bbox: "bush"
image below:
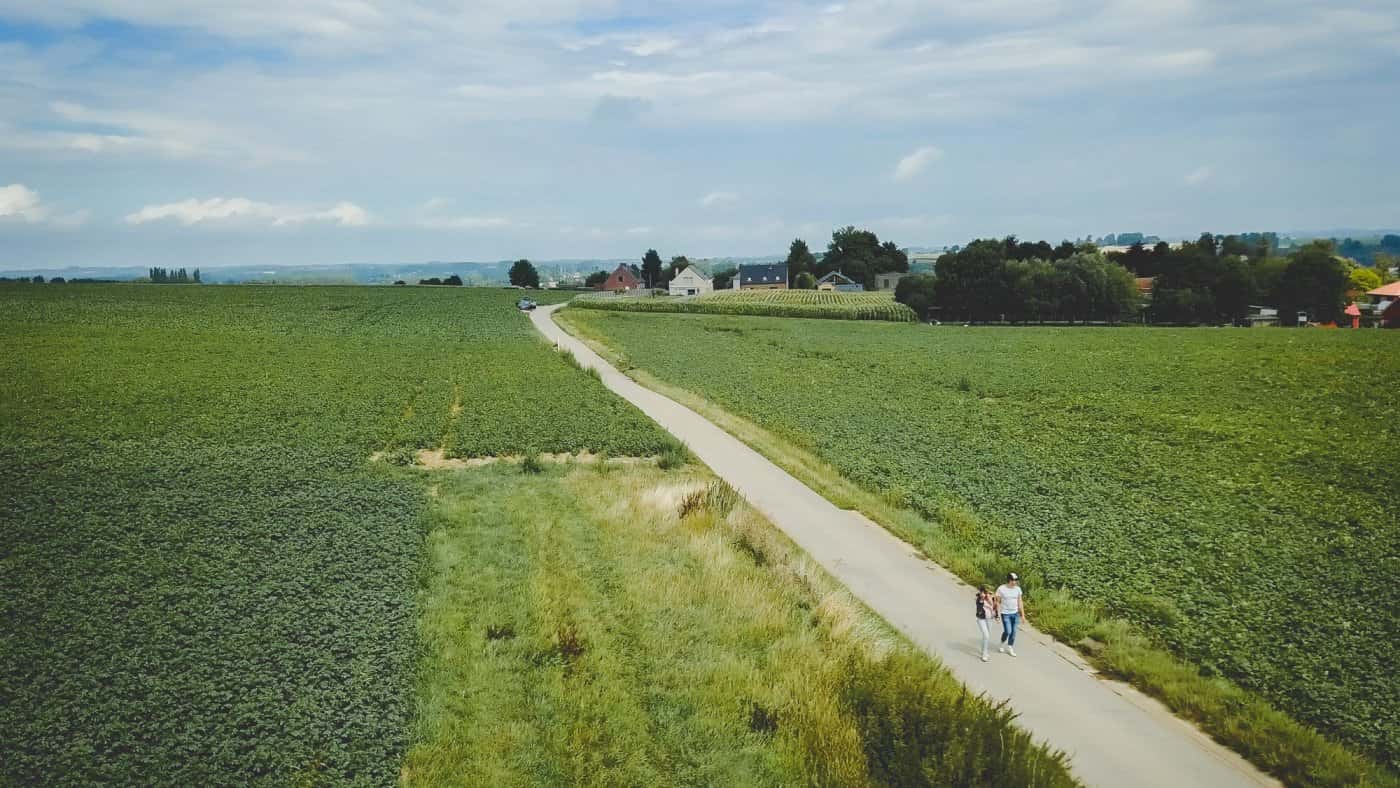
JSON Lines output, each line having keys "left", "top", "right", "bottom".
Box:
{"left": 894, "top": 273, "right": 938, "bottom": 320}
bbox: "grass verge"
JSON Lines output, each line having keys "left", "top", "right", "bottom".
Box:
{"left": 401, "top": 462, "right": 1077, "bottom": 786}
{"left": 557, "top": 305, "right": 1398, "bottom": 788}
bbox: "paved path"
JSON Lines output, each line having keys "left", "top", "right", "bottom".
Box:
{"left": 532, "top": 304, "right": 1276, "bottom": 788}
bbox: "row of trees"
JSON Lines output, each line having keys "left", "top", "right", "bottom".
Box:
{"left": 892, "top": 233, "right": 1390, "bottom": 325}
{"left": 148, "top": 267, "right": 200, "bottom": 283}
{"left": 417, "top": 274, "right": 464, "bottom": 286}
{"left": 901, "top": 240, "right": 1139, "bottom": 323}
{"left": 783, "top": 227, "right": 910, "bottom": 289}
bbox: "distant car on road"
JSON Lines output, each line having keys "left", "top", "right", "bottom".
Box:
{"left": 516, "top": 298, "right": 537, "bottom": 311}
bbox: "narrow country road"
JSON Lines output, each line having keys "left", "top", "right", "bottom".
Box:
{"left": 531, "top": 304, "right": 1275, "bottom": 788}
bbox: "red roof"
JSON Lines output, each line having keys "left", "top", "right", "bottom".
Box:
{"left": 1344, "top": 303, "right": 1361, "bottom": 316}
{"left": 1367, "top": 280, "right": 1400, "bottom": 298}
{"left": 599, "top": 264, "right": 641, "bottom": 291}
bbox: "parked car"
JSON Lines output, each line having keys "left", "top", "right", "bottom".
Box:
{"left": 516, "top": 298, "right": 537, "bottom": 311}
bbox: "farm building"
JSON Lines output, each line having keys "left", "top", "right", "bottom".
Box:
{"left": 599, "top": 264, "right": 642, "bottom": 292}
{"left": 735, "top": 263, "right": 788, "bottom": 290}
{"left": 874, "top": 272, "right": 908, "bottom": 291}
{"left": 816, "top": 271, "right": 862, "bottom": 292}
{"left": 668, "top": 266, "right": 713, "bottom": 297}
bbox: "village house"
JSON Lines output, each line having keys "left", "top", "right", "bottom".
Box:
{"left": 734, "top": 263, "right": 788, "bottom": 290}
{"left": 816, "top": 271, "right": 862, "bottom": 292}
{"left": 874, "top": 272, "right": 908, "bottom": 291}
{"left": 598, "top": 264, "right": 642, "bottom": 292}
{"left": 668, "top": 266, "right": 713, "bottom": 297}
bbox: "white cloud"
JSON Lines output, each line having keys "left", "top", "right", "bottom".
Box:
{"left": 419, "top": 215, "right": 513, "bottom": 229}
{"left": 1184, "top": 165, "right": 1213, "bottom": 185}
{"left": 699, "top": 191, "right": 738, "bottom": 208}
{"left": 624, "top": 37, "right": 680, "bottom": 57}
{"left": 0, "top": 183, "right": 48, "bottom": 222}
{"left": 624, "top": 225, "right": 652, "bottom": 235}
{"left": 124, "top": 197, "right": 369, "bottom": 226}
{"left": 0, "top": 183, "right": 87, "bottom": 227}
{"left": 893, "top": 146, "right": 944, "bottom": 181}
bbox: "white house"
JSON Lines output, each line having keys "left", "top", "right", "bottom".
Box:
{"left": 668, "top": 266, "right": 713, "bottom": 297}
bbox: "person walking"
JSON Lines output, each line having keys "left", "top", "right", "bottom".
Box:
{"left": 975, "top": 586, "right": 998, "bottom": 662}
{"left": 996, "top": 572, "right": 1027, "bottom": 657}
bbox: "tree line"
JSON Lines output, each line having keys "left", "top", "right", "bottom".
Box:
{"left": 888, "top": 233, "right": 1393, "bottom": 325}
{"left": 148, "top": 267, "right": 201, "bottom": 283}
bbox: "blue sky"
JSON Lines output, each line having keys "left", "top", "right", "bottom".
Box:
{"left": 1, "top": 0, "right": 1398, "bottom": 267}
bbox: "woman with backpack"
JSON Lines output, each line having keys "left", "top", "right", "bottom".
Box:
{"left": 975, "top": 585, "right": 998, "bottom": 662}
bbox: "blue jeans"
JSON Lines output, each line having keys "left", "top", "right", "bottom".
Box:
{"left": 1000, "top": 613, "right": 1019, "bottom": 646}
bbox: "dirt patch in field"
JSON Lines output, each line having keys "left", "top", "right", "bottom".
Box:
{"left": 371, "top": 449, "right": 655, "bottom": 470}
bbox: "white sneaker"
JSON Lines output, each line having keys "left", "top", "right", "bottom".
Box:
{"left": 1008, "top": 647, "right": 1018, "bottom": 657}
{"left": 998, "top": 646, "right": 1006, "bottom": 653}
{"left": 980, "top": 653, "right": 989, "bottom": 662}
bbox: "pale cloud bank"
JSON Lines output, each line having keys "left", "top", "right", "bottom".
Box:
{"left": 124, "top": 197, "right": 368, "bottom": 226}
{"left": 699, "top": 191, "right": 738, "bottom": 208}
{"left": 1184, "top": 166, "right": 1213, "bottom": 186}
{"left": 418, "top": 215, "right": 514, "bottom": 229}
{"left": 893, "top": 146, "right": 944, "bottom": 181}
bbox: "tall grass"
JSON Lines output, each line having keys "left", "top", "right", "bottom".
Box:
{"left": 403, "top": 465, "right": 1077, "bottom": 786}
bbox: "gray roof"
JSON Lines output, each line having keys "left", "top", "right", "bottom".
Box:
{"left": 738, "top": 263, "right": 788, "bottom": 285}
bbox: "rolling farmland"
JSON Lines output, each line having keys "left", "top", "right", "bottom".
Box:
{"left": 0, "top": 285, "right": 669, "bottom": 783}
{"left": 1, "top": 284, "right": 1074, "bottom": 786}
{"left": 561, "top": 307, "right": 1400, "bottom": 772}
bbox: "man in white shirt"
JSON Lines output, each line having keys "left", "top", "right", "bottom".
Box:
{"left": 996, "top": 573, "right": 1028, "bottom": 657}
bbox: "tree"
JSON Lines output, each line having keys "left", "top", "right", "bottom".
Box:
{"left": 508, "top": 259, "right": 539, "bottom": 288}
{"left": 894, "top": 273, "right": 938, "bottom": 320}
{"left": 662, "top": 255, "right": 690, "bottom": 285}
{"left": 419, "top": 277, "right": 442, "bottom": 285}
{"left": 793, "top": 271, "right": 817, "bottom": 290}
{"left": 931, "top": 239, "right": 1010, "bottom": 321}
{"left": 393, "top": 280, "right": 406, "bottom": 286}
{"left": 444, "top": 274, "right": 464, "bottom": 286}
{"left": 1277, "top": 242, "right": 1349, "bottom": 325}
{"left": 50, "top": 276, "right": 66, "bottom": 284}
{"left": 1349, "top": 266, "right": 1382, "bottom": 295}
{"left": 711, "top": 267, "right": 739, "bottom": 290}
{"left": 584, "top": 270, "right": 609, "bottom": 288}
{"left": 785, "top": 238, "right": 817, "bottom": 281}
{"left": 819, "top": 226, "right": 907, "bottom": 288}
{"left": 1250, "top": 257, "right": 1289, "bottom": 305}
{"left": 641, "top": 249, "right": 663, "bottom": 289}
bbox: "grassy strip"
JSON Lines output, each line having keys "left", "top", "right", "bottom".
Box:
{"left": 402, "top": 462, "right": 1078, "bottom": 786}
{"left": 572, "top": 290, "right": 917, "bottom": 321}
{"left": 557, "top": 306, "right": 1398, "bottom": 788}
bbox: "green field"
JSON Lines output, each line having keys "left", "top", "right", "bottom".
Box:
{"left": 0, "top": 285, "right": 668, "bottom": 783}
{"left": 1, "top": 284, "right": 1074, "bottom": 785}
{"left": 561, "top": 308, "right": 1400, "bottom": 772}
{"left": 574, "top": 288, "right": 918, "bottom": 321}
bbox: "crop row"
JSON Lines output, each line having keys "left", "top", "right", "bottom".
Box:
{"left": 572, "top": 288, "right": 917, "bottom": 321}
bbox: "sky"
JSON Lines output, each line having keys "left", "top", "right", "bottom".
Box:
{"left": 1, "top": 0, "right": 1398, "bottom": 268}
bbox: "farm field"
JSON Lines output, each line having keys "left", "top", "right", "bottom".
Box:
{"left": 0, "top": 284, "right": 668, "bottom": 783}
{"left": 404, "top": 462, "right": 1074, "bottom": 787}
{"left": 560, "top": 307, "right": 1400, "bottom": 772}
{"left": 1, "top": 283, "right": 1073, "bottom": 785}
{"left": 574, "top": 288, "right": 917, "bottom": 321}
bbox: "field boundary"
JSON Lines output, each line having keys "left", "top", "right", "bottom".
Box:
{"left": 553, "top": 304, "right": 1397, "bottom": 788}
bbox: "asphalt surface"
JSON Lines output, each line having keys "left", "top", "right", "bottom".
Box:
{"left": 533, "top": 303, "right": 1276, "bottom": 788}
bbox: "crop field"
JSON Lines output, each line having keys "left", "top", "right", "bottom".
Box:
{"left": 560, "top": 308, "right": 1400, "bottom": 771}
{"left": 1, "top": 283, "right": 1074, "bottom": 785}
{"left": 0, "top": 284, "right": 669, "bottom": 783}
{"left": 574, "top": 288, "right": 917, "bottom": 321}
